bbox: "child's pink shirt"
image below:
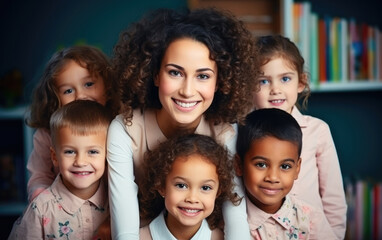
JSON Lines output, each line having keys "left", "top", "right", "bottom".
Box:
{"left": 246, "top": 195, "right": 337, "bottom": 239}
{"left": 290, "top": 107, "right": 347, "bottom": 239}
{"left": 8, "top": 175, "right": 109, "bottom": 240}
{"left": 26, "top": 128, "right": 59, "bottom": 201}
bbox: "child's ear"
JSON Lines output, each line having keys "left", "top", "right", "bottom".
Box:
{"left": 50, "top": 147, "right": 59, "bottom": 167}
{"left": 298, "top": 73, "right": 307, "bottom": 93}
{"left": 157, "top": 188, "right": 166, "bottom": 198}
{"left": 234, "top": 154, "right": 243, "bottom": 177}
{"left": 294, "top": 157, "right": 302, "bottom": 180}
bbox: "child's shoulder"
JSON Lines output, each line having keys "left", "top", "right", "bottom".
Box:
{"left": 288, "top": 195, "right": 324, "bottom": 218}
{"left": 139, "top": 225, "right": 152, "bottom": 240}
{"left": 26, "top": 187, "right": 56, "bottom": 214}
{"left": 292, "top": 108, "right": 330, "bottom": 129}
{"left": 211, "top": 227, "right": 224, "bottom": 240}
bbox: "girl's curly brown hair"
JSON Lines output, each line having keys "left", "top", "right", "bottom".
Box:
{"left": 113, "top": 8, "right": 258, "bottom": 126}
{"left": 254, "top": 35, "right": 311, "bottom": 109}
{"left": 138, "top": 133, "right": 241, "bottom": 230}
{"left": 26, "top": 45, "right": 119, "bottom": 129}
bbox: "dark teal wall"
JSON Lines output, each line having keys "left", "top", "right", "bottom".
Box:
{"left": 0, "top": 0, "right": 188, "bottom": 102}
{"left": 301, "top": 91, "right": 382, "bottom": 181}
{"left": 1, "top": 0, "right": 380, "bottom": 181}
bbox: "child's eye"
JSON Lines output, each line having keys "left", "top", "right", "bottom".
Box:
{"left": 84, "top": 82, "right": 95, "bottom": 87}
{"left": 175, "top": 183, "right": 187, "bottom": 189}
{"left": 201, "top": 185, "right": 212, "bottom": 191}
{"left": 88, "top": 150, "right": 99, "bottom": 155}
{"left": 255, "top": 162, "right": 267, "bottom": 168}
{"left": 281, "top": 76, "right": 291, "bottom": 83}
{"left": 64, "top": 150, "right": 75, "bottom": 155}
{"left": 280, "top": 164, "right": 292, "bottom": 170}
{"left": 63, "top": 89, "right": 73, "bottom": 95}
{"left": 197, "top": 73, "right": 209, "bottom": 80}
{"left": 169, "top": 70, "right": 182, "bottom": 77}
{"left": 259, "top": 79, "right": 269, "bottom": 85}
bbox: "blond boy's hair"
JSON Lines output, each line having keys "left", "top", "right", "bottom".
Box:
{"left": 50, "top": 100, "right": 113, "bottom": 147}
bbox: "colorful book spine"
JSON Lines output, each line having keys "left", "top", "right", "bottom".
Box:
{"left": 340, "top": 18, "right": 348, "bottom": 82}
{"left": 310, "top": 13, "right": 319, "bottom": 86}
{"left": 318, "top": 18, "right": 327, "bottom": 82}
{"left": 324, "top": 16, "right": 332, "bottom": 81}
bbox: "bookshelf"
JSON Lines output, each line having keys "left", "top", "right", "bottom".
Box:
{"left": 189, "top": 1, "right": 382, "bottom": 239}
{"left": 188, "top": 0, "right": 382, "bottom": 93}
{"left": 0, "top": 106, "right": 33, "bottom": 215}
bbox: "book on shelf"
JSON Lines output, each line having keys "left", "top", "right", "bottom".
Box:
{"left": 345, "top": 179, "right": 382, "bottom": 240}
{"left": 292, "top": 1, "right": 382, "bottom": 87}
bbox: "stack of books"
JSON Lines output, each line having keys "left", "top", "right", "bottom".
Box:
{"left": 292, "top": 2, "right": 382, "bottom": 87}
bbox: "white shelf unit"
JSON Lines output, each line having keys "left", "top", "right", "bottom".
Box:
{"left": 0, "top": 105, "right": 33, "bottom": 215}
{"left": 310, "top": 81, "right": 382, "bottom": 92}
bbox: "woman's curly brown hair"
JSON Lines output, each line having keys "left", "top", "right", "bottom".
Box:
{"left": 113, "top": 8, "right": 258, "bottom": 126}
{"left": 138, "top": 133, "right": 241, "bottom": 230}
{"left": 26, "top": 45, "right": 119, "bottom": 129}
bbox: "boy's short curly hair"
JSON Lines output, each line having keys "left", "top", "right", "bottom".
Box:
{"left": 139, "top": 133, "right": 240, "bottom": 229}
{"left": 113, "top": 8, "right": 258, "bottom": 125}
{"left": 236, "top": 108, "right": 302, "bottom": 162}
{"left": 27, "top": 45, "right": 119, "bottom": 129}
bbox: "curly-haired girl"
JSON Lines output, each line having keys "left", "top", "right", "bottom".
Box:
{"left": 107, "top": 8, "right": 257, "bottom": 239}
{"left": 26, "top": 45, "right": 118, "bottom": 201}
{"left": 139, "top": 134, "right": 240, "bottom": 240}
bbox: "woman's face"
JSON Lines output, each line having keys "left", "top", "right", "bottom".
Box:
{"left": 155, "top": 38, "right": 217, "bottom": 131}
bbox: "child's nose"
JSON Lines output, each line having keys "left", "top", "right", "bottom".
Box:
{"left": 264, "top": 168, "right": 280, "bottom": 183}
{"left": 270, "top": 83, "right": 281, "bottom": 95}
{"left": 185, "top": 189, "right": 199, "bottom": 203}
{"left": 76, "top": 89, "right": 90, "bottom": 101}
{"left": 74, "top": 154, "right": 88, "bottom": 167}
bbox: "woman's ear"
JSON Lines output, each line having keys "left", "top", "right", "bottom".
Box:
{"left": 234, "top": 154, "right": 243, "bottom": 177}
{"left": 50, "top": 147, "right": 59, "bottom": 167}
{"left": 154, "top": 75, "right": 159, "bottom": 87}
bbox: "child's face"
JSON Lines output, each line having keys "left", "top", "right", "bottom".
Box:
{"left": 55, "top": 60, "right": 107, "bottom": 106}
{"left": 253, "top": 58, "right": 304, "bottom": 114}
{"left": 236, "top": 136, "right": 301, "bottom": 214}
{"left": 51, "top": 127, "right": 106, "bottom": 200}
{"left": 155, "top": 38, "right": 217, "bottom": 131}
{"left": 160, "top": 154, "right": 219, "bottom": 234}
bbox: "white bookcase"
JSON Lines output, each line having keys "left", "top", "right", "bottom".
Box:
{"left": 0, "top": 106, "right": 33, "bottom": 215}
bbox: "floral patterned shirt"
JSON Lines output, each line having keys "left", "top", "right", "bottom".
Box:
{"left": 8, "top": 174, "right": 109, "bottom": 240}
{"left": 246, "top": 195, "right": 337, "bottom": 240}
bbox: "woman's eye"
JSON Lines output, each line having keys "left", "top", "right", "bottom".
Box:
{"left": 281, "top": 76, "right": 291, "bottom": 83}
{"left": 63, "top": 89, "right": 73, "bottom": 94}
{"left": 169, "top": 70, "right": 182, "bottom": 77}
{"left": 85, "top": 82, "right": 95, "bottom": 87}
{"left": 197, "top": 74, "right": 209, "bottom": 80}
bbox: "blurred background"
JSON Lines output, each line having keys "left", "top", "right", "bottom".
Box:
{"left": 1, "top": 0, "right": 381, "bottom": 239}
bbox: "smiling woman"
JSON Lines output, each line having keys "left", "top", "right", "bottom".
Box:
{"left": 107, "top": 7, "right": 258, "bottom": 240}
{"left": 155, "top": 38, "right": 217, "bottom": 136}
